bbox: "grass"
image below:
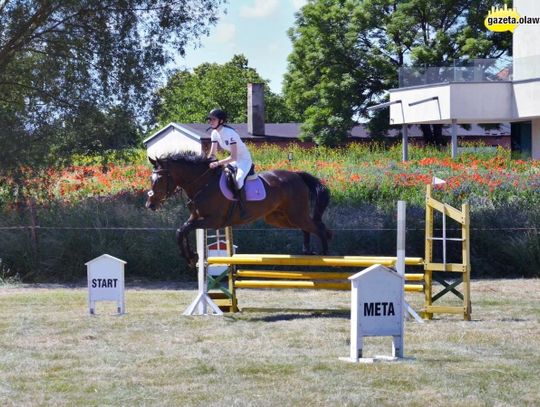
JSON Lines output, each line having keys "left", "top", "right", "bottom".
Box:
{"left": 1, "top": 279, "right": 539, "bottom": 406}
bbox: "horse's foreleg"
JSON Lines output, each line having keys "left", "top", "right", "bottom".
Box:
{"left": 176, "top": 227, "right": 194, "bottom": 267}
{"left": 177, "top": 221, "right": 198, "bottom": 268}
{"left": 178, "top": 216, "right": 219, "bottom": 268}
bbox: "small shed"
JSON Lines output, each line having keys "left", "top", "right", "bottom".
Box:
{"left": 143, "top": 122, "right": 202, "bottom": 158}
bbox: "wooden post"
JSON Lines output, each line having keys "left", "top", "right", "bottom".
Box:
{"left": 424, "top": 185, "right": 434, "bottom": 320}
{"left": 225, "top": 226, "right": 238, "bottom": 312}
{"left": 28, "top": 198, "right": 39, "bottom": 261}
{"left": 462, "top": 202, "right": 471, "bottom": 320}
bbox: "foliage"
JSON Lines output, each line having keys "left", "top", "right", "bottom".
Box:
{"left": 2, "top": 143, "right": 539, "bottom": 210}
{"left": 0, "top": 144, "right": 539, "bottom": 281}
{"left": 0, "top": 0, "right": 224, "bottom": 177}
{"left": 283, "top": 0, "right": 512, "bottom": 145}
{"left": 153, "top": 54, "right": 298, "bottom": 126}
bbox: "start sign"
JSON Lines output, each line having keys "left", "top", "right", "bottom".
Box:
{"left": 86, "top": 254, "right": 126, "bottom": 315}
{"left": 346, "top": 264, "right": 404, "bottom": 361}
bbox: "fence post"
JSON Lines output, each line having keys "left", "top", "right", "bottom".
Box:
{"left": 28, "top": 198, "right": 39, "bottom": 261}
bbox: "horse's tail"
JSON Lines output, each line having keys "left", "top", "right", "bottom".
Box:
{"left": 296, "top": 171, "right": 331, "bottom": 229}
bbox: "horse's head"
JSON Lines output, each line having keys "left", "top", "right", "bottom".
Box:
{"left": 145, "top": 157, "right": 176, "bottom": 210}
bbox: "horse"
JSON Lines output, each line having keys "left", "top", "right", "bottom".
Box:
{"left": 145, "top": 151, "right": 332, "bottom": 268}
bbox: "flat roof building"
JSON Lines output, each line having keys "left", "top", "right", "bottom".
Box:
{"left": 389, "top": 0, "right": 540, "bottom": 159}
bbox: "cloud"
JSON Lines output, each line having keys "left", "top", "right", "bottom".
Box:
{"left": 240, "top": 0, "right": 279, "bottom": 18}
{"left": 292, "top": 0, "right": 307, "bottom": 10}
{"left": 213, "top": 22, "right": 236, "bottom": 44}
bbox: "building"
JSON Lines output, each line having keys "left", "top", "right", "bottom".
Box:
{"left": 144, "top": 72, "right": 511, "bottom": 157}
{"left": 143, "top": 122, "right": 510, "bottom": 156}
{"left": 388, "top": 0, "right": 540, "bottom": 159}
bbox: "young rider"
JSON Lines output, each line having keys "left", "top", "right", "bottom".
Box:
{"left": 206, "top": 108, "right": 253, "bottom": 216}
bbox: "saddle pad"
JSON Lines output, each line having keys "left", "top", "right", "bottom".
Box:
{"left": 219, "top": 173, "right": 267, "bottom": 201}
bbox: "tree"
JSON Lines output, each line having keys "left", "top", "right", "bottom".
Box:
{"left": 153, "top": 54, "right": 297, "bottom": 126}
{"left": 284, "top": 0, "right": 512, "bottom": 146}
{"left": 0, "top": 0, "right": 224, "bottom": 178}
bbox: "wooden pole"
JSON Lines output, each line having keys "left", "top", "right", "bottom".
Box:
{"left": 225, "top": 226, "right": 238, "bottom": 312}
{"left": 424, "top": 185, "right": 434, "bottom": 320}
{"left": 462, "top": 202, "right": 471, "bottom": 320}
{"left": 28, "top": 198, "right": 39, "bottom": 261}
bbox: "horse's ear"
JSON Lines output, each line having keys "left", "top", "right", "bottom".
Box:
{"left": 149, "top": 157, "right": 157, "bottom": 167}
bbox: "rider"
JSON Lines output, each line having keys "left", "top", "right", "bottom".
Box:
{"left": 206, "top": 108, "right": 253, "bottom": 217}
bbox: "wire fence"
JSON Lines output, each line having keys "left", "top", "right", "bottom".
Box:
{"left": 0, "top": 225, "right": 537, "bottom": 232}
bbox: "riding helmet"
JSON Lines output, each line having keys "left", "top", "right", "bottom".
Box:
{"left": 207, "top": 108, "right": 227, "bottom": 122}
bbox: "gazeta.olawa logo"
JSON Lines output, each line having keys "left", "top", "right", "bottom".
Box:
{"left": 485, "top": 5, "right": 520, "bottom": 32}
{"left": 485, "top": 4, "right": 540, "bottom": 33}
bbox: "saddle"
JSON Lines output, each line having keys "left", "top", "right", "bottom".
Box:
{"left": 220, "top": 165, "right": 266, "bottom": 201}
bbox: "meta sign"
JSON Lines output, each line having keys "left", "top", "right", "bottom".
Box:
{"left": 346, "top": 264, "right": 404, "bottom": 362}
{"left": 86, "top": 254, "right": 126, "bottom": 315}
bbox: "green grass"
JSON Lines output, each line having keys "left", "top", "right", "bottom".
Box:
{"left": 1, "top": 279, "right": 539, "bottom": 406}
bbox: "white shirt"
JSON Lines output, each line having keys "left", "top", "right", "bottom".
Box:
{"left": 210, "top": 126, "right": 252, "bottom": 163}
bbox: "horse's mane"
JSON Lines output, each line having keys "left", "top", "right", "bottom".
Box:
{"left": 162, "top": 150, "right": 212, "bottom": 166}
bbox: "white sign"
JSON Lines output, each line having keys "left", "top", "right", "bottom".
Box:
{"left": 345, "top": 264, "right": 404, "bottom": 362}
{"left": 86, "top": 254, "right": 126, "bottom": 315}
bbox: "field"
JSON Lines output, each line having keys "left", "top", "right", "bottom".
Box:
{"left": 1, "top": 279, "right": 539, "bottom": 406}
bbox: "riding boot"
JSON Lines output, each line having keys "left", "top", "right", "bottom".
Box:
{"left": 236, "top": 185, "right": 248, "bottom": 219}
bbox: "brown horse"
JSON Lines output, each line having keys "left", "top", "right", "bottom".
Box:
{"left": 145, "top": 151, "right": 332, "bottom": 267}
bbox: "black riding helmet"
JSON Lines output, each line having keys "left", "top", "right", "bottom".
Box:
{"left": 207, "top": 108, "right": 227, "bottom": 128}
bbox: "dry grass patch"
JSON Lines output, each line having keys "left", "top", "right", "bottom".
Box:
{"left": 0, "top": 280, "right": 539, "bottom": 406}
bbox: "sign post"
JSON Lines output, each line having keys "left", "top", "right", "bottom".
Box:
{"left": 86, "top": 254, "right": 126, "bottom": 315}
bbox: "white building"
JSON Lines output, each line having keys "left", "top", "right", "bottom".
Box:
{"left": 143, "top": 122, "right": 202, "bottom": 159}
{"left": 389, "top": 0, "right": 540, "bottom": 159}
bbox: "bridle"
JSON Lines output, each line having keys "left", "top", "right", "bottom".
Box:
{"left": 148, "top": 168, "right": 175, "bottom": 200}
{"left": 147, "top": 166, "right": 214, "bottom": 201}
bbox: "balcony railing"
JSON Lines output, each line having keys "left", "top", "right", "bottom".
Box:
{"left": 398, "top": 59, "right": 512, "bottom": 88}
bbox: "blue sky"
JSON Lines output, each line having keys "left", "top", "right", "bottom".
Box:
{"left": 175, "top": 0, "right": 308, "bottom": 95}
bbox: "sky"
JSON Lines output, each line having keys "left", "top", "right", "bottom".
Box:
{"left": 175, "top": 0, "right": 308, "bottom": 95}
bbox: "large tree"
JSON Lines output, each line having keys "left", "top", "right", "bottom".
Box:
{"left": 153, "top": 54, "right": 297, "bottom": 126}
{"left": 284, "top": 0, "right": 512, "bottom": 146}
{"left": 0, "top": 0, "right": 224, "bottom": 178}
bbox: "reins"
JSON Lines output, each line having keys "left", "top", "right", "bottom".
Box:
{"left": 181, "top": 167, "right": 213, "bottom": 191}
{"left": 153, "top": 165, "right": 214, "bottom": 206}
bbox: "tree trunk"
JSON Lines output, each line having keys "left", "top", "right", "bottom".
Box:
{"left": 420, "top": 124, "right": 446, "bottom": 146}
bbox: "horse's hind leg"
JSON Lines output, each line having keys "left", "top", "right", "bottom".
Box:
{"left": 284, "top": 210, "right": 329, "bottom": 255}
{"left": 315, "top": 221, "right": 329, "bottom": 255}
{"left": 264, "top": 212, "right": 311, "bottom": 254}
{"left": 302, "top": 231, "right": 313, "bottom": 255}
